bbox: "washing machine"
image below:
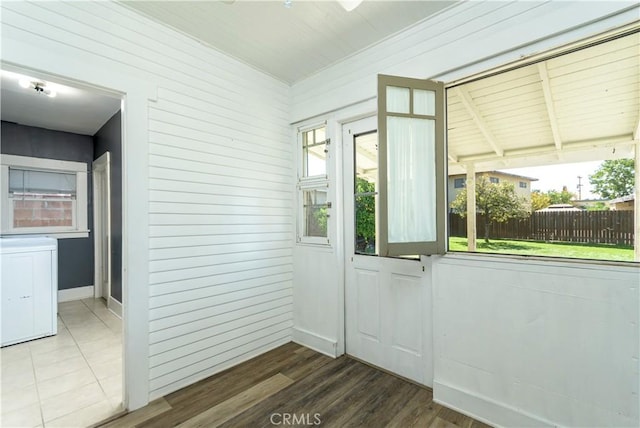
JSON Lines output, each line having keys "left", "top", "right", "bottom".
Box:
{"left": 1, "top": 236, "right": 58, "bottom": 347}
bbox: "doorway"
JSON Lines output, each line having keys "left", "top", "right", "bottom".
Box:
{"left": 93, "top": 151, "right": 111, "bottom": 303}
{"left": 342, "top": 116, "right": 432, "bottom": 386}
{"left": 0, "top": 66, "right": 126, "bottom": 426}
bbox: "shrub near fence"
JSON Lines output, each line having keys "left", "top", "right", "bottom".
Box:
{"left": 449, "top": 210, "right": 634, "bottom": 246}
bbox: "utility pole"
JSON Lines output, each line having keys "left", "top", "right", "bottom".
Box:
{"left": 577, "top": 175, "right": 583, "bottom": 200}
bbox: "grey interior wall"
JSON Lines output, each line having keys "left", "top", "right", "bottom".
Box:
{"left": 93, "top": 111, "right": 122, "bottom": 303}
{"left": 1, "top": 121, "right": 94, "bottom": 291}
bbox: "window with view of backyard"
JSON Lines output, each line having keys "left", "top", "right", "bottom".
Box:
{"left": 445, "top": 31, "right": 638, "bottom": 263}
{"left": 349, "top": 32, "right": 638, "bottom": 263}
{"left": 448, "top": 236, "right": 633, "bottom": 262}
{"left": 447, "top": 160, "right": 636, "bottom": 263}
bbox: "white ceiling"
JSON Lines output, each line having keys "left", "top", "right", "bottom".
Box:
{"left": 121, "top": 0, "right": 456, "bottom": 84}
{"left": 1, "top": 69, "right": 121, "bottom": 136}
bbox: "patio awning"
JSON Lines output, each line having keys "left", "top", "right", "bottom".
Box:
{"left": 446, "top": 30, "right": 639, "bottom": 175}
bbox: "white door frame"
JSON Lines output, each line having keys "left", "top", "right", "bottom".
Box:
{"left": 93, "top": 152, "right": 112, "bottom": 302}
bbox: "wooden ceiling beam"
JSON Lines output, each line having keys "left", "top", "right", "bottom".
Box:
{"left": 452, "top": 135, "right": 635, "bottom": 165}
{"left": 537, "top": 61, "right": 563, "bottom": 151}
{"left": 454, "top": 86, "right": 504, "bottom": 157}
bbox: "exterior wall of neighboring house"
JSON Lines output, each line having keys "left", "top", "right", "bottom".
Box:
{"left": 1, "top": 0, "right": 292, "bottom": 407}
{"left": 609, "top": 195, "right": 635, "bottom": 211}
{"left": 447, "top": 171, "right": 535, "bottom": 208}
{"left": 290, "top": 2, "right": 639, "bottom": 427}
{"left": 613, "top": 200, "right": 635, "bottom": 210}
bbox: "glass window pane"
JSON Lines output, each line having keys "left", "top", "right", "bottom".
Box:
{"left": 386, "top": 86, "right": 410, "bottom": 114}
{"left": 413, "top": 89, "right": 435, "bottom": 115}
{"left": 387, "top": 116, "right": 436, "bottom": 243}
{"left": 9, "top": 168, "right": 76, "bottom": 197}
{"left": 13, "top": 199, "right": 74, "bottom": 228}
{"left": 355, "top": 131, "right": 378, "bottom": 255}
{"left": 355, "top": 194, "right": 376, "bottom": 254}
{"left": 302, "top": 126, "right": 327, "bottom": 177}
{"left": 303, "top": 189, "right": 328, "bottom": 237}
{"left": 305, "top": 144, "right": 326, "bottom": 176}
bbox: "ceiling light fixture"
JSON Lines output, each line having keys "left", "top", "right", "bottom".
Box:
{"left": 18, "top": 78, "right": 57, "bottom": 98}
{"left": 338, "top": 0, "right": 363, "bottom": 11}
{"left": 284, "top": 0, "right": 292, "bottom": 8}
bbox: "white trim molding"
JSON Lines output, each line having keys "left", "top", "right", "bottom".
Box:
{"left": 434, "top": 381, "right": 554, "bottom": 428}
{"left": 109, "top": 296, "right": 123, "bottom": 319}
{"left": 58, "top": 285, "right": 95, "bottom": 303}
{"left": 292, "top": 327, "right": 338, "bottom": 358}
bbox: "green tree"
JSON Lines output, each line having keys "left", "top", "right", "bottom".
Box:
{"left": 586, "top": 201, "right": 609, "bottom": 211}
{"left": 451, "top": 176, "right": 528, "bottom": 243}
{"left": 589, "top": 159, "right": 635, "bottom": 199}
{"left": 355, "top": 177, "right": 376, "bottom": 253}
{"left": 531, "top": 190, "right": 551, "bottom": 211}
{"left": 546, "top": 186, "right": 575, "bottom": 204}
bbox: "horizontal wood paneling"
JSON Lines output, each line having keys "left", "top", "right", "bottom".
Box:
{"left": 149, "top": 300, "right": 293, "bottom": 346}
{"left": 149, "top": 326, "right": 292, "bottom": 394}
{"left": 149, "top": 265, "right": 293, "bottom": 297}
{"left": 290, "top": 1, "right": 637, "bottom": 122}
{"left": 1, "top": 0, "right": 294, "bottom": 401}
{"left": 149, "top": 272, "right": 293, "bottom": 307}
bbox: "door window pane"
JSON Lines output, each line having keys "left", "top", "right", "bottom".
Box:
{"left": 413, "top": 89, "right": 435, "bottom": 116}
{"left": 386, "top": 86, "right": 410, "bottom": 114}
{"left": 354, "top": 131, "right": 378, "bottom": 255}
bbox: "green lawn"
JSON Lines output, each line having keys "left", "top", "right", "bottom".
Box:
{"left": 448, "top": 236, "right": 635, "bottom": 262}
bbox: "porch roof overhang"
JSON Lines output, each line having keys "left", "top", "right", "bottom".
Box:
{"left": 446, "top": 30, "right": 640, "bottom": 175}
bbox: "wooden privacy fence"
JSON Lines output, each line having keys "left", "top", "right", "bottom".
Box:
{"left": 449, "top": 210, "right": 635, "bottom": 246}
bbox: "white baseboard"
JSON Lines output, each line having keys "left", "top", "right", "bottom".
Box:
{"left": 433, "top": 381, "right": 554, "bottom": 428}
{"left": 108, "top": 296, "right": 122, "bottom": 319}
{"left": 292, "top": 327, "right": 337, "bottom": 358}
{"left": 58, "top": 285, "right": 94, "bottom": 303}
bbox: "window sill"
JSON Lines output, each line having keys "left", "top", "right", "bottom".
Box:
{"left": 442, "top": 250, "right": 639, "bottom": 270}
{"left": 1, "top": 230, "right": 90, "bottom": 239}
{"left": 296, "top": 240, "right": 332, "bottom": 249}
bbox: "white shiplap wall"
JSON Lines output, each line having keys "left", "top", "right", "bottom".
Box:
{"left": 1, "top": 1, "right": 293, "bottom": 400}
{"left": 291, "top": 0, "right": 639, "bottom": 123}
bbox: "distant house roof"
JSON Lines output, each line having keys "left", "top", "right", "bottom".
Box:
{"left": 536, "top": 204, "right": 583, "bottom": 212}
{"left": 608, "top": 194, "right": 635, "bottom": 204}
{"left": 449, "top": 170, "right": 538, "bottom": 182}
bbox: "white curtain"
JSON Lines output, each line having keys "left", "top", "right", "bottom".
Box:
{"left": 387, "top": 116, "right": 436, "bottom": 243}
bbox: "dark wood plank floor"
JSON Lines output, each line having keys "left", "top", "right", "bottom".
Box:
{"left": 98, "top": 342, "right": 491, "bottom": 428}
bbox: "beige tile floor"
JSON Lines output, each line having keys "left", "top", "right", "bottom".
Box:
{"left": 1, "top": 298, "right": 123, "bottom": 428}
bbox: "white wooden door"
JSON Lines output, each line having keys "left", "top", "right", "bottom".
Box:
{"left": 93, "top": 152, "right": 111, "bottom": 301}
{"left": 343, "top": 116, "right": 431, "bottom": 385}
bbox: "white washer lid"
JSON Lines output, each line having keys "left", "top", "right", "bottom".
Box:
{"left": 0, "top": 236, "right": 58, "bottom": 253}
